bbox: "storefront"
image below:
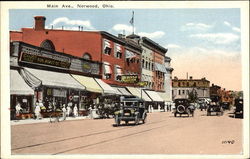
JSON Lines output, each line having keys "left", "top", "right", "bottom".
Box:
{"left": 126, "top": 86, "right": 152, "bottom": 109}
{"left": 145, "top": 90, "right": 164, "bottom": 110}
{"left": 10, "top": 69, "right": 34, "bottom": 119}
{"left": 20, "top": 67, "right": 86, "bottom": 116}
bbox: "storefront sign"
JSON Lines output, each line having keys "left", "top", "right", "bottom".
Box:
{"left": 19, "top": 45, "right": 71, "bottom": 68}
{"left": 70, "top": 58, "right": 100, "bottom": 75}
{"left": 137, "top": 81, "right": 148, "bottom": 87}
{"left": 121, "top": 75, "right": 139, "bottom": 83}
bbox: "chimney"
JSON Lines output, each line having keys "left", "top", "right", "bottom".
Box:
{"left": 189, "top": 76, "right": 193, "bottom": 80}
{"left": 34, "top": 16, "right": 46, "bottom": 31}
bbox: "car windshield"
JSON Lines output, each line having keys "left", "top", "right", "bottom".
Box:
{"left": 123, "top": 101, "right": 138, "bottom": 107}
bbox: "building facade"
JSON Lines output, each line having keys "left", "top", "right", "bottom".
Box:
{"left": 172, "top": 76, "right": 210, "bottom": 100}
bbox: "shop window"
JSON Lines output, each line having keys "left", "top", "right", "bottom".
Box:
{"left": 40, "top": 40, "right": 55, "bottom": 51}
{"left": 115, "top": 44, "right": 122, "bottom": 59}
{"left": 103, "top": 62, "right": 112, "bottom": 79}
{"left": 103, "top": 39, "right": 112, "bottom": 55}
{"left": 82, "top": 53, "right": 92, "bottom": 60}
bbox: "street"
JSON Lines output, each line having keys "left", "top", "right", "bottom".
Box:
{"left": 11, "top": 110, "right": 242, "bottom": 155}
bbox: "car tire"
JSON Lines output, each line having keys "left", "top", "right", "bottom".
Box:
{"left": 125, "top": 121, "right": 129, "bottom": 125}
{"left": 176, "top": 105, "right": 185, "bottom": 114}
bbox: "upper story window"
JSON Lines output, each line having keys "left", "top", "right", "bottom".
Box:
{"left": 142, "top": 59, "right": 145, "bottom": 68}
{"left": 115, "top": 65, "right": 122, "bottom": 81}
{"left": 103, "top": 39, "right": 112, "bottom": 55}
{"left": 103, "top": 62, "right": 112, "bottom": 80}
{"left": 82, "top": 53, "right": 92, "bottom": 60}
{"left": 40, "top": 40, "right": 55, "bottom": 51}
{"left": 115, "top": 43, "right": 122, "bottom": 59}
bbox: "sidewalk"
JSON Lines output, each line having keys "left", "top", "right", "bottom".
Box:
{"left": 11, "top": 116, "right": 91, "bottom": 125}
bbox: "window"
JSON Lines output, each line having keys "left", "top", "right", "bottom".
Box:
{"left": 182, "top": 90, "right": 185, "bottom": 94}
{"left": 178, "top": 90, "right": 181, "bottom": 95}
{"left": 142, "top": 59, "right": 145, "bottom": 68}
{"left": 193, "top": 82, "right": 197, "bottom": 87}
{"left": 103, "top": 62, "right": 112, "bottom": 79}
{"left": 148, "top": 62, "right": 151, "bottom": 70}
{"left": 178, "top": 82, "right": 181, "bottom": 87}
{"left": 187, "top": 82, "right": 189, "bottom": 87}
{"left": 146, "top": 61, "right": 148, "bottom": 69}
{"left": 40, "top": 40, "right": 55, "bottom": 51}
{"left": 152, "top": 63, "right": 154, "bottom": 71}
{"left": 115, "top": 43, "right": 122, "bottom": 59}
{"left": 115, "top": 65, "right": 122, "bottom": 81}
{"left": 103, "top": 39, "right": 112, "bottom": 55}
{"left": 82, "top": 53, "right": 92, "bottom": 60}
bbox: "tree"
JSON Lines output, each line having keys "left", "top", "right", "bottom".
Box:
{"left": 188, "top": 89, "right": 198, "bottom": 102}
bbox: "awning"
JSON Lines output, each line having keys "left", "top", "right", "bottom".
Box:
{"left": 111, "top": 86, "right": 123, "bottom": 95}
{"left": 157, "top": 92, "right": 172, "bottom": 102}
{"left": 23, "top": 67, "right": 85, "bottom": 90}
{"left": 94, "top": 78, "right": 118, "bottom": 95}
{"left": 155, "top": 63, "right": 167, "bottom": 73}
{"left": 126, "top": 87, "right": 152, "bottom": 101}
{"left": 10, "top": 70, "right": 34, "bottom": 95}
{"left": 113, "top": 87, "right": 131, "bottom": 96}
{"left": 145, "top": 90, "right": 164, "bottom": 102}
{"left": 20, "top": 68, "right": 42, "bottom": 89}
{"left": 71, "top": 74, "right": 102, "bottom": 93}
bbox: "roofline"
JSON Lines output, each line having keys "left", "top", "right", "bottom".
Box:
{"left": 141, "top": 37, "right": 168, "bottom": 53}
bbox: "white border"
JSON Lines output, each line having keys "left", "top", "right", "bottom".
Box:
{"left": 1, "top": 1, "right": 249, "bottom": 159}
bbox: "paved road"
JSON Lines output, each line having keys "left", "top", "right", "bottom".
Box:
{"left": 11, "top": 110, "right": 242, "bottom": 155}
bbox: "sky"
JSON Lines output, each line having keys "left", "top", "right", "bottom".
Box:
{"left": 9, "top": 9, "right": 242, "bottom": 91}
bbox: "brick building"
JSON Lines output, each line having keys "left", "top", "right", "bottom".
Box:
{"left": 172, "top": 76, "right": 210, "bottom": 100}
{"left": 10, "top": 16, "right": 142, "bottom": 88}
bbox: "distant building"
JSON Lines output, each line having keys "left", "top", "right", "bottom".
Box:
{"left": 172, "top": 76, "right": 210, "bottom": 100}
{"left": 164, "top": 56, "right": 174, "bottom": 104}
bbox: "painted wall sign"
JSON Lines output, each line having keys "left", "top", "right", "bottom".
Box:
{"left": 121, "top": 75, "right": 139, "bottom": 83}
{"left": 19, "top": 45, "right": 71, "bottom": 68}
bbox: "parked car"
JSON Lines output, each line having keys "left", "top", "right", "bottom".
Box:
{"left": 114, "top": 97, "right": 147, "bottom": 126}
{"left": 174, "top": 98, "right": 195, "bottom": 117}
{"left": 207, "top": 102, "right": 223, "bottom": 116}
{"left": 234, "top": 98, "right": 243, "bottom": 118}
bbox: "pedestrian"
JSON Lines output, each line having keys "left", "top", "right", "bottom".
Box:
{"left": 73, "top": 104, "right": 78, "bottom": 117}
{"left": 88, "top": 105, "right": 93, "bottom": 119}
{"left": 62, "top": 104, "right": 67, "bottom": 120}
{"left": 169, "top": 104, "right": 172, "bottom": 111}
{"left": 34, "top": 102, "right": 41, "bottom": 120}
{"left": 66, "top": 105, "right": 71, "bottom": 117}
{"left": 15, "top": 102, "right": 22, "bottom": 120}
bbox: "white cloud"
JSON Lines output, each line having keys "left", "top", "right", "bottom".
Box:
{"left": 112, "top": 24, "right": 134, "bottom": 34}
{"left": 166, "top": 44, "right": 181, "bottom": 49}
{"left": 138, "top": 31, "right": 165, "bottom": 39}
{"left": 50, "top": 17, "right": 94, "bottom": 29}
{"left": 224, "top": 21, "right": 241, "bottom": 33}
{"left": 232, "top": 27, "right": 241, "bottom": 33}
{"left": 224, "top": 21, "right": 231, "bottom": 27}
{"left": 189, "top": 33, "right": 240, "bottom": 45}
{"left": 181, "top": 22, "right": 213, "bottom": 32}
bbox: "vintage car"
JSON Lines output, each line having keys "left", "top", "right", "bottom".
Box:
{"left": 234, "top": 98, "right": 243, "bottom": 118}
{"left": 207, "top": 102, "right": 223, "bottom": 116}
{"left": 174, "top": 98, "right": 195, "bottom": 117}
{"left": 114, "top": 97, "right": 147, "bottom": 126}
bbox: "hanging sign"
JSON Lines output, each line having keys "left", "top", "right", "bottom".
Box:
{"left": 121, "top": 75, "right": 139, "bottom": 83}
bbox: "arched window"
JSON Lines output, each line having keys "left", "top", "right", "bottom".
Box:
{"left": 82, "top": 53, "right": 92, "bottom": 60}
{"left": 40, "top": 40, "right": 55, "bottom": 51}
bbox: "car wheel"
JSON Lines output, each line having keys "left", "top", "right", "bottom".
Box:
{"left": 115, "top": 116, "right": 120, "bottom": 126}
